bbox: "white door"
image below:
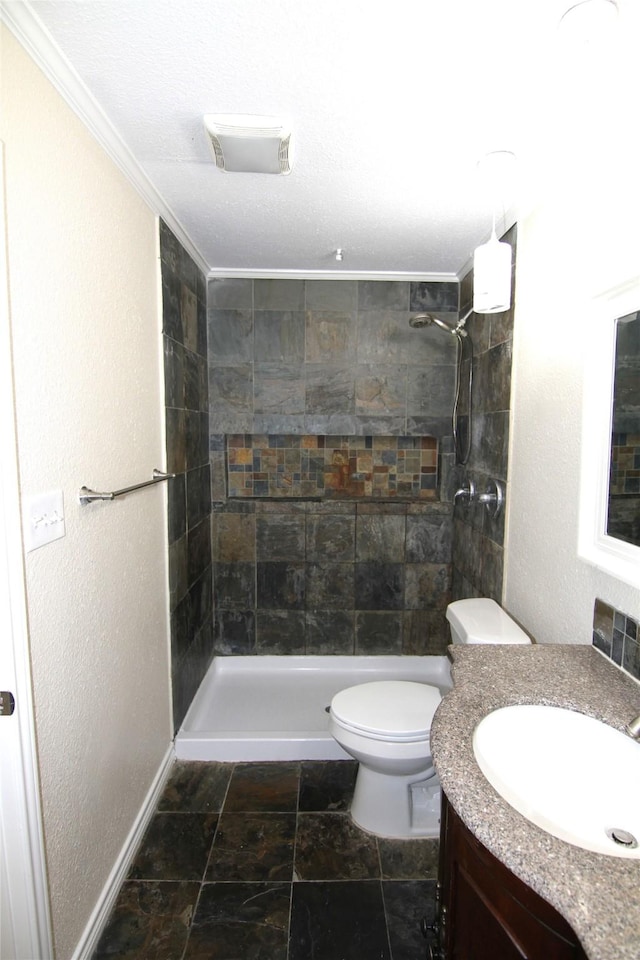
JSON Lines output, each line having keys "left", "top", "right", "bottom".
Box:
{"left": 0, "top": 143, "right": 53, "bottom": 958}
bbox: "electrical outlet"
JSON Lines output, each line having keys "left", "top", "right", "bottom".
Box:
{"left": 23, "top": 490, "right": 65, "bottom": 552}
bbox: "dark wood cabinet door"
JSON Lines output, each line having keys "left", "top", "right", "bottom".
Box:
{"left": 439, "top": 794, "right": 587, "bottom": 960}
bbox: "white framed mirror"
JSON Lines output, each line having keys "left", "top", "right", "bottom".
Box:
{"left": 579, "top": 274, "right": 640, "bottom": 587}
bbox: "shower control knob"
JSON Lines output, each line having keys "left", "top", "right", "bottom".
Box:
{"left": 421, "top": 915, "right": 439, "bottom": 937}
{"left": 453, "top": 479, "right": 475, "bottom": 505}
{"left": 477, "top": 478, "right": 505, "bottom": 518}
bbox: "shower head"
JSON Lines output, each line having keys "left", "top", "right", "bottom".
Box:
{"left": 408, "top": 308, "right": 471, "bottom": 337}
{"left": 408, "top": 314, "right": 437, "bottom": 329}
{"left": 409, "top": 306, "right": 474, "bottom": 466}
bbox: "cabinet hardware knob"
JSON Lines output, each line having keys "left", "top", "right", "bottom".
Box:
{"left": 420, "top": 916, "right": 439, "bottom": 938}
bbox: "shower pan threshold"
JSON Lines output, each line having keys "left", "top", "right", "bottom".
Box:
{"left": 174, "top": 655, "right": 452, "bottom": 762}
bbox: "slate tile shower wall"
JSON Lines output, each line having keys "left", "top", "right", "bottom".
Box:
{"left": 208, "top": 278, "right": 461, "bottom": 657}
{"left": 451, "top": 225, "right": 517, "bottom": 602}
{"left": 160, "top": 221, "right": 212, "bottom": 731}
{"left": 212, "top": 500, "right": 453, "bottom": 656}
{"left": 208, "top": 278, "right": 460, "bottom": 442}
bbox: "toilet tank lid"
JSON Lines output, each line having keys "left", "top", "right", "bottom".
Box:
{"left": 446, "top": 598, "right": 531, "bottom": 644}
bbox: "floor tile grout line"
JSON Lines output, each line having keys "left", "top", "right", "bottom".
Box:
{"left": 290, "top": 877, "right": 388, "bottom": 884}
{"left": 379, "top": 875, "right": 395, "bottom": 960}
{"left": 286, "top": 764, "right": 301, "bottom": 960}
{"left": 198, "top": 761, "right": 235, "bottom": 884}
{"left": 218, "top": 761, "right": 236, "bottom": 815}
{"left": 178, "top": 879, "right": 202, "bottom": 960}
{"left": 375, "top": 834, "right": 384, "bottom": 881}
{"left": 293, "top": 767, "right": 301, "bottom": 885}
{"left": 179, "top": 760, "right": 236, "bottom": 960}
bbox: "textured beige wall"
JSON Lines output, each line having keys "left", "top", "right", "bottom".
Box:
{"left": 1, "top": 26, "right": 172, "bottom": 959}
{"left": 504, "top": 20, "right": 640, "bottom": 643}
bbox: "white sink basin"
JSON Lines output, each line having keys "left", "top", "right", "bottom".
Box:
{"left": 473, "top": 704, "right": 640, "bottom": 858}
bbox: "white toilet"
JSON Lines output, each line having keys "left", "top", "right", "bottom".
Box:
{"left": 328, "top": 597, "right": 531, "bottom": 838}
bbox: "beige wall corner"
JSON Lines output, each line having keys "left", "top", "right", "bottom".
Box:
{"left": 504, "top": 20, "right": 640, "bottom": 643}
{"left": 1, "top": 25, "right": 172, "bottom": 958}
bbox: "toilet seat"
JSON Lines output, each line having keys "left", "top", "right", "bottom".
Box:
{"left": 330, "top": 680, "right": 441, "bottom": 743}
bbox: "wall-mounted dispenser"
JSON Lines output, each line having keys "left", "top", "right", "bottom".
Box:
{"left": 473, "top": 231, "right": 512, "bottom": 314}
{"left": 473, "top": 150, "right": 516, "bottom": 313}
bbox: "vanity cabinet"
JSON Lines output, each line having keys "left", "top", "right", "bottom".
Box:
{"left": 435, "top": 794, "right": 587, "bottom": 960}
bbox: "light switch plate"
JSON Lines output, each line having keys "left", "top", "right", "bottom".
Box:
{"left": 23, "top": 490, "right": 65, "bottom": 552}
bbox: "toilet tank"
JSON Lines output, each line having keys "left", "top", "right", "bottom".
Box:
{"left": 446, "top": 598, "right": 531, "bottom": 645}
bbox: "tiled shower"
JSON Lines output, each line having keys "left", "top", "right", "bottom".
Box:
{"left": 162, "top": 220, "right": 517, "bottom": 731}
{"left": 161, "top": 222, "right": 212, "bottom": 729}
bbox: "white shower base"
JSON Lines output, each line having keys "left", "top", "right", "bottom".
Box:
{"left": 174, "top": 655, "right": 452, "bottom": 762}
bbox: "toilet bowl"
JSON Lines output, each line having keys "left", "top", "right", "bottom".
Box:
{"left": 329, "top": 598, "right": 531, "bottom": 838}
{"left": 328, "top": 680, "right": 441, "bottom": 838}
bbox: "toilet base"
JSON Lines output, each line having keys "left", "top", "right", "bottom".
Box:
{"left": 350, "top": 763, "right": 441, "bottom": 839}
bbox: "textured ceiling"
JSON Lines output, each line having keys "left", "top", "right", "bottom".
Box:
{"left": 12, "top": 1, "right": 562, "bottom": 276}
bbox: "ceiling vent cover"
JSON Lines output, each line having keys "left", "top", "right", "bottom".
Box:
{"left": 203, "top": 114, "right": 292, "bottom": 175}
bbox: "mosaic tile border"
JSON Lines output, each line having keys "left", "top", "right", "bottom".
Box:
{"left": 226, "top": 434, "right": 438, "bottom": 500}
{"left": 593, "top": 598, "right": 640, "bottom": 682}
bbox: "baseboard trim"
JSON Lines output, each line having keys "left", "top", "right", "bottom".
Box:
{"left": 70, "top": 745, "right": 175, "bottom": 960}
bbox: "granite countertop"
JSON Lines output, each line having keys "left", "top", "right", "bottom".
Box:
{"left": 430, "top": 644, "right": 640, "bottom": 960}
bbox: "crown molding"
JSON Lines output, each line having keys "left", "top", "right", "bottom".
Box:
{"left": 206, "top": 268, "right": 460, "bottom": 282}
{"left": 1, "top": 2, "right": 506, "bottom": 284}
{"left": 1, "top": 0, "right": 209, "bottom": 276}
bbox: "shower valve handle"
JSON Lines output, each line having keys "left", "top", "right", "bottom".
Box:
{"left": 477, "top": 479, "right": 505, "bottom": 518}
{"left": 454, "top": 480, "right": 476, "bottom": 505}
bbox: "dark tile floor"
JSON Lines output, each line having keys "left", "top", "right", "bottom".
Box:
{"left": 93, "top": 760, "right": 439, "bottom": 960}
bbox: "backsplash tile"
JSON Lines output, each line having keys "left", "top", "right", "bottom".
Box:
{"left": 593, "top": 598, "right": 640, "bottom": 682}
{"left": 226, "top": 434, "right": 438, "bottom": 500}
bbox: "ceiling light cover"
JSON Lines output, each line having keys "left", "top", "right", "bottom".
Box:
{"left": 203, "top": 114, "right": 292, "bottom": 174}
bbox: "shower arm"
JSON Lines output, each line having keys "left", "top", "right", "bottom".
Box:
{"left": 408, "top": 303, "right": 474, "bottom": 465}
{"left": 453, "top": 306, "right": 473, "bottom": 335}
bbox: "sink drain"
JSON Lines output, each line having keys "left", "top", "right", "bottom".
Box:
{"left": 606, "top": 827, "right": 638, "bottom": 848}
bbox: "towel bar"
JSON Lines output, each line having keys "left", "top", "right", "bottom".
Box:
{"left": 79, "top": 469, "right": 175, "bottom": 506}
